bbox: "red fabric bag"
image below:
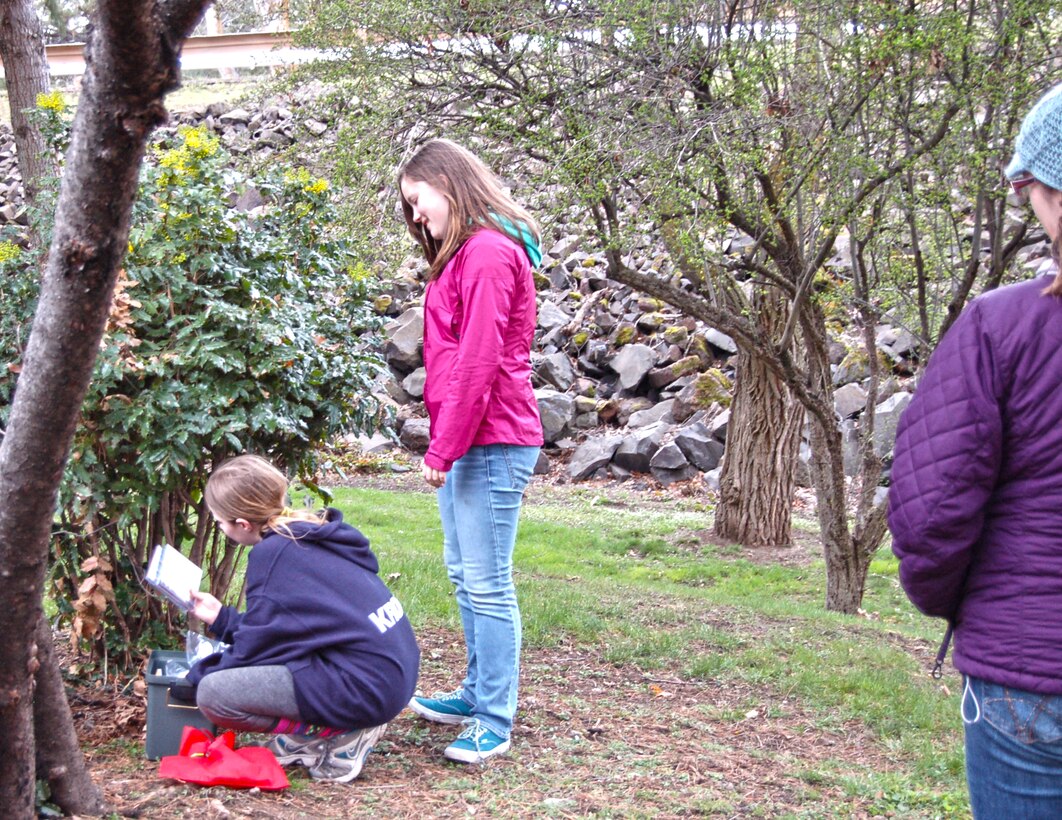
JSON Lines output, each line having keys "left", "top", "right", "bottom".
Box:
{"left": 159, "top": 726, "right": 289, "bottom": 790}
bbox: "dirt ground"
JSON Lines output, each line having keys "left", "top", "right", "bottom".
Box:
{"left": 65, "top": 469, "right": 927, "bottom": 818}
{"left": 72, "top": 624, "right": 906, "bottom": 819}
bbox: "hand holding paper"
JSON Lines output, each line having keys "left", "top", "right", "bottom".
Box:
{"left": 145, "top": 544, "right": 203, "bottom": 611}
{"left": 189, "top": 590, "right": 222, "bottom": 625}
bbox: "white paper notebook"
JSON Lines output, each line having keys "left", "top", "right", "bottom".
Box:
{"left": 145, "top": 544, "right": 202, "bottom": 611}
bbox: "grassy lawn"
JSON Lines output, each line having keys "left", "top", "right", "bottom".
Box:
{"left": 0, "top": 79, "right": 253, "bottom": 126}
{"left": 314, "top": 480, "right": 968, "bottom": 819}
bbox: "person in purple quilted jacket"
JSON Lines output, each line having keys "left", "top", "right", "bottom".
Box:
{"left": 889, "top": 82, "right": 1062, "bottom": 818}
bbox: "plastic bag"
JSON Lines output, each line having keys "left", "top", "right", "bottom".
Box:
{"left": 186, "top": 630, "right": 230, "bottom": 666}
{"left": 163, "top": 658, "right": 192, "bottom": 678}
{"left": 159, "top": 726, "right": 289, "bottom": 790}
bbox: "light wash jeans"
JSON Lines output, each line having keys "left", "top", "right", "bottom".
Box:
{"left": 962, "top": 675, "right": 1062, "bottom": 818}
{"left": 437, "top": 443, "right": 539, "bottom": 739}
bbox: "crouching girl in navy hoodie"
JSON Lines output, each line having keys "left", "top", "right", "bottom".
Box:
{"left": 186, "top": 455, "right": 419, "bottom": 783}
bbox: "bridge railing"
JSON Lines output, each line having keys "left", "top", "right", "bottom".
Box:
{"left": 0, "top": 31, "right": 323, "bottom": 80}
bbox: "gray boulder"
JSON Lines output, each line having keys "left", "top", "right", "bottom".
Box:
{"left": 538, "top": 300, "right": 571, "bottom": 332}
{"left": 702, "top": 327, "right": 737, "bottom": 355}
{"left": 610, "top": 343, "right": 656, "bottom": 390}
{"left": 833, "top": 383, "right": 868, "bottom": 419}
{"left": 650, "top": 443, "right": 698, "bottom": 485}
{"left": 612, "top": 423, "right": 667, "bottom": 473}
{"left": 535, "top": 352, "right": 577, "bottom": 391}
{"left": 384, "top": 308, "right": 424, "bottom": 373}
{"left": 568, "top": 436, "right": 624, "bottom": 479}
{"left": 535, "top": 389, "right": 575, "bottom": 443}
{"left": 872, "top": 391, "right": 913, "bottom": 456}
{"left": 401, "top": 367, "right": 426, "bottom": 399}
{"left": 398, "top": 417, "right": 431, "bottom": 454}
{"left": 628, "top": 399, "right": 676, "bottom": 428}
{"left": 707, "top": 408, "right": 730, "bottom": 442}
{"left": 674, "top": 423, "right": 725, "bottom": 472}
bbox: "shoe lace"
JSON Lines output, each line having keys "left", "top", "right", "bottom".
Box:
{"left": 431, "top": 688, "right": 465, "bottom": 702}
{"left": 456, "top": 718, "right": 489, "bottom": 746}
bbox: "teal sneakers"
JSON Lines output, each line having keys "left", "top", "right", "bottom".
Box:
{"left": 408, "top": 688, "right": 474, "bottom": 724}
{"left": 443, "top": 718, "right": 511, "bottom": 764}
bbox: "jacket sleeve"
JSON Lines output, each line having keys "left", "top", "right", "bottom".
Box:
{"left": 209, "top": 606, "right": 242, "bottom": 644}
{"left": 887, "top": 301, "right": 1004, "bottom": 619}
{"left": 424, "top": 239, "right": 520, "bottom": 471}
{"left": 186, "top": 547, "right": 315, "bottom": 685}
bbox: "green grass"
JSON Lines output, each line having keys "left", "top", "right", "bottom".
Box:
{"left": 0, "top": 79, "right": 255, "bottom": 127}
{"left": 329, "top": 483, "right": 968, "bottom": 817}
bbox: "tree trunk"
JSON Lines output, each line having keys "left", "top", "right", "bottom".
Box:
{"left": 0, "top": 6, "right": 102, "bottom": 813}
{"left": 806, "top": 412, "right": 869, "bottom": 613}
{"left": 0, "top": 0, "right": 210, "bottom": 815}
{"left": 0, "top": 0, "right": 53, "bottom": 203}
{"left": 800, "top": 302, "right": 873, "bottom": 614}
{"left": 33, "top": 616, "right": 102, "bottom": 814}
{"left": 715, "top": 287, "right": 802, "bottom": 547}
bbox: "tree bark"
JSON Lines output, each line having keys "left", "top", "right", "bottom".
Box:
{"left": 0, "top": 0, "right": 210, "bottom": 815}
{"left": 0, "top": 0, "right": 53, "bottom": 203}
{"left": 800, "top": 301, "right": 874, "bottom": 614}
{"left": 33, "top": 616, "right": 102, "bottom": 813}
{"left": 0, "top": 5, "right": 102, "bottom": 812}
{"left": 715, "top": 288, "right": 802, "bottom": 547}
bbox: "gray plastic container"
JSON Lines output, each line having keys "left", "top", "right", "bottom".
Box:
{"left": 144, "top": 649, "right": 216, "bottom": 760}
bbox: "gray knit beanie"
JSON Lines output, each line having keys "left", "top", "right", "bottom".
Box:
{"left": 1006, "top": 83, "right": 1062, "bottom": 190}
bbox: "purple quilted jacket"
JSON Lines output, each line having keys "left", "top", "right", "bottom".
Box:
{"left": 888, "top": 271, "right": 1062, "bottom": 694}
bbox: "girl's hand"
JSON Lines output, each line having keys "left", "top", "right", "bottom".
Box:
{"left": 421, "top": 460, "right": 448, "bottom": 488}
{"left": 189, "top": 590, "right": 222, "bottom": 625}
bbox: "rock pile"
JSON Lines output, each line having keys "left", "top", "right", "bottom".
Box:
{"left": 0, "top": 93, "right": 1048, "bottom": 487}
{"left": 374, "top": 252, "right": 931, "bottom": 487}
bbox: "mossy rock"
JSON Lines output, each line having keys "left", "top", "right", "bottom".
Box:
{"left": 670, "top": 356, "right": 702, "bottom": 378}
{"left": 613, "top": 324, "right": 637, "bottom": 347}
{"left": 662, "top": 325, "right": 689, "bottom": 346}
{"left": 636, "top": 312, "right": 666, "bottom": 332}
{"left": 693, "top": 369, "right": 733, "bottom": 408}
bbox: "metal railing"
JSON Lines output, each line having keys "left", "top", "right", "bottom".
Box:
{"left": 0, "top": 31, "right": 322, "bottom": 79}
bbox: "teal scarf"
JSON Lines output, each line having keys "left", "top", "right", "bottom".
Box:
{"left": 491, "top": 214, "right": 543, "bottom": 269}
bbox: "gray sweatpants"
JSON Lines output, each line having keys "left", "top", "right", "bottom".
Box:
{"left": 195, "top": 665, "right": 302, "bottom": 733}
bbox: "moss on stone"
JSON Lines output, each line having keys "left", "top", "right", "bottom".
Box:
{"left": 614, "top": 325, "right": 637, "bottom": 347}
{"left": 693, "top": 368, "right": 732, "bottom": 408}
{"left": 663, "top": 325, "right": 689, "bottom": 345}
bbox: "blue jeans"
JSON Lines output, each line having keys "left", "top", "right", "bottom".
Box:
{"left": 963, "top": 675, "right": 1062, "bottom": 818}
{"left": 437, "top": 444, "right": 539, "bottom": 739}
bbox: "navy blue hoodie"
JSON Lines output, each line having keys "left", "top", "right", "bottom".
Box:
{"left": 187, "top": 509, "right": 419, "bottom": 729}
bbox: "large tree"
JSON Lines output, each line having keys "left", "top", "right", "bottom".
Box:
{"left": 0, "top": 5, "right": 95, "bottom": 812}
{"left": 0, "top": 0, "right": 52, "bottom": 202}
{"left": 0, "top": 0, "right": 211, "bottom": 814}
{"left": 293, "top": 0, "right": 1061, "bottom": 611}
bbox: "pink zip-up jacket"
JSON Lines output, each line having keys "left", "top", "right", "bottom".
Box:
{"left": 422, "top": 229, "right": 544, "bottom": 472}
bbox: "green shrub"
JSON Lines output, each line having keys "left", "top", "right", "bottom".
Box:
{"left": 4, "top": 106, "right": 385, "bottom": 674}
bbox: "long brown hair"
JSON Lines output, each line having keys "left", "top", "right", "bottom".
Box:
{"left": 205, "top": 455, "right": 324, "bottom": 538}
{"left": 397, "top": 139, "right": 539, "bottom": 280}
{"left": 1038, "top": 182, "right": 1062, "bottom": 296}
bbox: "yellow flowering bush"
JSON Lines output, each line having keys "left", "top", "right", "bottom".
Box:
{"left": 284, "top": 167, "right": 330, "bottom": 194}
{"left": 155, "top": 126, "right": 221, "bottom": 181}
{"left": 0, "top": 240, "right": 20, "bottom": 265}
{"left": 36, "top": 90, "right": 66, "bottom": 113}
{"left": 5, "top": 117, "right": 384, "bottom": 673}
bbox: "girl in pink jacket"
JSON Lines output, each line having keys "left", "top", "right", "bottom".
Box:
{"left": 397, "top": 139, "right": 543, "bottom": 763}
